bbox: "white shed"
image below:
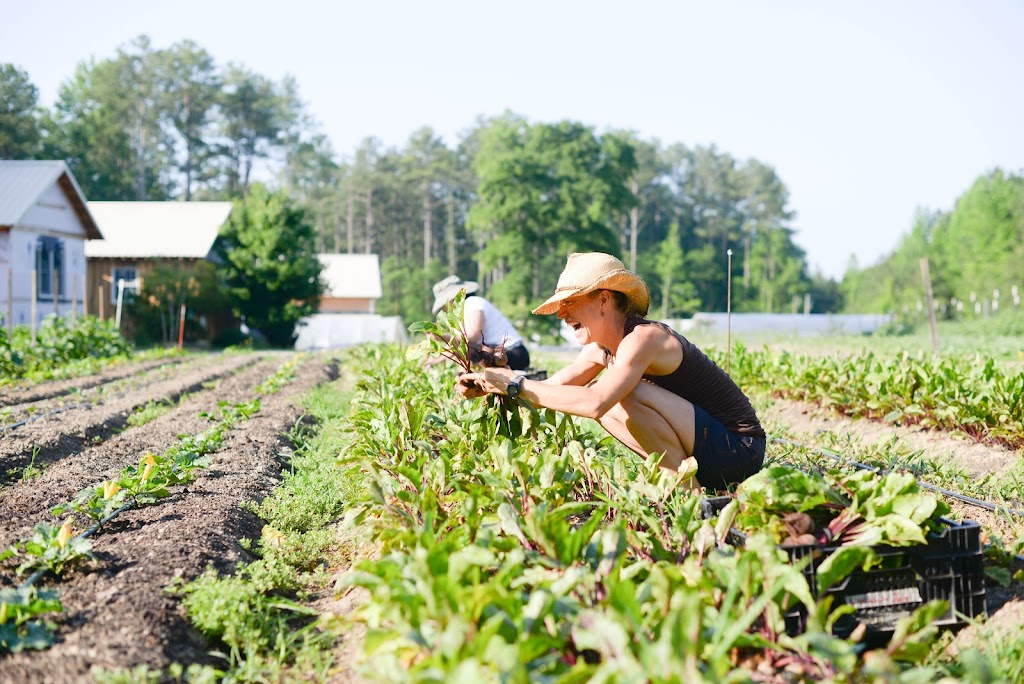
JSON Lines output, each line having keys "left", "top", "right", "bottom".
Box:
{"left": 318, "top": 253, "right": 383, "bottom": 313}
{"left": 0, "top": 161, "right": 102, "bottom": 329}
{"left": 294, "top": 253, "right": 407, "bottom": 349}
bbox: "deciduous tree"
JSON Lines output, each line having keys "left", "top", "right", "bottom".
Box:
{"left": 214, "top": 184, "right": 323, "bottom": 347}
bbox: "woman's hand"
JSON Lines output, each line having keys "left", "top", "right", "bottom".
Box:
{"left": 457, "top": 367, "right": 516, "bottom": 398}
{"left": 455, "top": 373, "right": 486, "bottom": 399}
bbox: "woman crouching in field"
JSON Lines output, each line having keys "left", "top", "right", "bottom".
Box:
{"left": 456, "top": 252, "right": 765, "bottom": 490}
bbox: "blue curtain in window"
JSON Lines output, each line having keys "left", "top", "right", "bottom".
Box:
{"left": 36, "top": 237, "right": 64, "bottom": 299}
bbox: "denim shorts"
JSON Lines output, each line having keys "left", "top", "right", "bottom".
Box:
{"left": 691, "top": 405, "right": 766, "bottom": 490}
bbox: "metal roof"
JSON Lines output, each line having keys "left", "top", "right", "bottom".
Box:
{"left": 0, "top": 160, "right": 102, "bottom": 238}
{"left": 319, "top": 253, "right": 382, "bottom": 299}
{"left": 85, "top": 201, "right": 233, "bottom": 259}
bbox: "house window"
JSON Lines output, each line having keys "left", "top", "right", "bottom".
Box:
{"left": 110, "top": 267, "right": 140, "bottom": 303}
{"left": 36, "top": 237, "right": 65, "bottom": 300}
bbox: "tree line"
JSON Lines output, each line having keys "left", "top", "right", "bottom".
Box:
{"left": 5, "top": 36, "right": 849, "bottom": 332}
{"left": 842, "top": 169, "right": 1024, "bottom": 325}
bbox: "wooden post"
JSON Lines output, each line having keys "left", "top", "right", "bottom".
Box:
{"left": 31, "top": 269, "right": 38, "bottom": 344}
{"left": 178, "top": 303, "right": 186, "bottom": 350}
{"left": 919, "top": 258, "right": 940, "bottom": 354}
{"left": 115, "top": 279, "right": 125, "bottom": 328}
{"left": 6, "top": 267, "right": 12, "bottom": 338}
{"left": 98, "top": 284, "right": 105, "bottom": 320}
{"left": 726, "top": 249, "right": 733, "bottom": 375}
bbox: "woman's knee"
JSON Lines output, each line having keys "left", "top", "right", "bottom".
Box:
{"left": 598, "top": 402, "right": 628, "bottom": 430}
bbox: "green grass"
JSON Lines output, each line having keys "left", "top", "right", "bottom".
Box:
{"left": 170, "top": 372, "right": 359, "bottom": 681}
{"left": 125, "top": 399, "right": 172, "bottom": 428}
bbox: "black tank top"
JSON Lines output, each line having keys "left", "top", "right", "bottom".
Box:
{"left": 621, "top": 317, "right": 765, "bottom": 438}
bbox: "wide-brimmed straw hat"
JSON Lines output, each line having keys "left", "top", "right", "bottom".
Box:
{"left": 533, "top": 252, "right": 650, "bottom": 316}
{"left": 431, "top": 275, "right": 480, "bottom": 314}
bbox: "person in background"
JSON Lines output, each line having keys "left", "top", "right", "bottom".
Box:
{"left": 456, "top": 253, "right": 765, "bottom": 490}
{"left": 431, "top": 275, "right": 531, "bottom": 371}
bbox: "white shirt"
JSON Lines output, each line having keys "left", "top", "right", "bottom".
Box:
{"left": 465, "top": 296, "right": 524, "bottom": 349}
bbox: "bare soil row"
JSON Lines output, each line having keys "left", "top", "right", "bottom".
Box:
{"left": 0, "top": 351, "right": 339, "bottom": 682}
{"left": 0, "top": 352, "right": 263, "bottom": 487}
{"left": 0, "top": 355, "right": 188, "bottom": 408}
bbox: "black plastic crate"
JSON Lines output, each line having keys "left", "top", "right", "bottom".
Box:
{"left": 701, "top": 496, "right": 987, "bottom": 639}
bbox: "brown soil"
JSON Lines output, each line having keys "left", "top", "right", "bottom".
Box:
{"left": 0, "top": 351, "right": 340, "bottom": 683}
{"left": 0, "top": 355, "right": 187, "bottom": 408}
{"left": 0, "top": 352, "right": 264, "bottom": 487}
{"left": 761, "top": 397, "right": 1022, "bottom": 479}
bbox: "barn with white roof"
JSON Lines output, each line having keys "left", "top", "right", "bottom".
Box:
{"left": 84, "top": 201, "right": 233, "bottom": 318}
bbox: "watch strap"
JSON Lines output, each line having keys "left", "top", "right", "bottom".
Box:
{"left": 508, "top": 372, "right": 528, "bottom": 398}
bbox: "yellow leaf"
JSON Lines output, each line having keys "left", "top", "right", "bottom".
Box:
{"left": 262, "top": 526, "right": 286, "bottom": 547}
{"left": 102, "top": 480, "right": 121, "bottom": 500}
{"left": 57, "top": 521, "right": 73, "bottom": 549}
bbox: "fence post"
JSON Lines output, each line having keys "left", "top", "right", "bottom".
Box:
{"left": 6, "top": 266, "right": 11, "bottom": 338}
{"left": 115, "top": 279, "right": 125, "bottom": 328}
{"left": 919, "top": 258, "right": 940, "bottom": 354}
{"left": 31, "top": 269, "right": 37, "bottom": 344}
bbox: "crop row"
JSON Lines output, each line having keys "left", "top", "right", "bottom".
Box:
{"left": 0, "top": 354, "right": 304, "bottom": 655}
{"left": 0, "top": 316, "right": 136, "bottom": 385}
{"left": 721, "top": 346, "right": 1024, "bottom": 449}
{"left": 334, "top": 344, "right": 1020, "bottom": 682}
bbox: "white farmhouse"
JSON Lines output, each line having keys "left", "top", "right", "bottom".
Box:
{"left": 0, "top": 161, "right": 102, "bottom": 329}
{"left": 294, "top": 253, "right": 408, "bottom": 349}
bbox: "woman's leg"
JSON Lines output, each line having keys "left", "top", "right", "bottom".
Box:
{"left": 598, "top": 379, "right": 696, "bottom": 471}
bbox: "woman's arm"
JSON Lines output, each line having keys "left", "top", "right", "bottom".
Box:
{"left": 454, "top": 342, "right": 604, "bottom": 399}
{"left": 465, "top": 327, "right": 668, "bottom": 419}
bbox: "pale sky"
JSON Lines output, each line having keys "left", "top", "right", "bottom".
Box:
{"left": 4, "top": 0, "right": 1022, "bottom": 280}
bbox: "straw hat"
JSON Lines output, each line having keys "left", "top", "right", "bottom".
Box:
{"left": 431, "top": 275, "right": 480, "bottom": 314}
{"left": 533, "top": 252, "right": 650, "bottom": 316}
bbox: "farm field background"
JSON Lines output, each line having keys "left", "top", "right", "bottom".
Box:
{"left": 1, "top": 327, "right": 1022, "bottom": 682}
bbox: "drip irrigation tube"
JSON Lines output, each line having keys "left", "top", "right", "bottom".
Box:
{"left": 771, "top": 436, "right": 1024, "bottom": 518}
{"left": 2, "top": 403, "right": 85, "bottom": 432}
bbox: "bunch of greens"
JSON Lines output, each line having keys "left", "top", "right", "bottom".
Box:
{"left": 407, "top": 290, "right": 530, "bottom": 437}
{"left": 726, "top": 465, "right": 953, "bottom": 590}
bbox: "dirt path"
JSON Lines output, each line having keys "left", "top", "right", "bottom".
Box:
{"left": 0, "top": 352, "right": 339, "bottom": 682}
{"left": 760, "top": 396, "right": 1022, "bottom": 479}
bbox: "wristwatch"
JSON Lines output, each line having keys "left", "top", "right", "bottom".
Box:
{"left": 507, "top": 373, "right": 528, "bottom": 399}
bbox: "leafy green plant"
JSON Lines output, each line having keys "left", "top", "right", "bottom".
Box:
{"left": 0, "top": 520, "right": 94, "bottom": 578}
{"left": 333, "top": 341, "right": 998, "bottom": 680}
{"left": 0, "top": 586, "right": 63, "bottom": 654}
{"left": 126, "top": 399, "right": 171, "bottom": 428}
{"left": 407, "top": 290, "right": 532, "bottom": 438}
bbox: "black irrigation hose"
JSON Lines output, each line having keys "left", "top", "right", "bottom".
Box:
{"left": 771, "top": 436, "right": 1024, "bottom": 518}
{"left": 2, "top": 403, "right": 85, "bottom": 432}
